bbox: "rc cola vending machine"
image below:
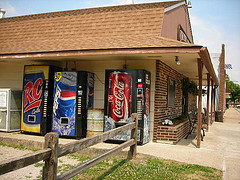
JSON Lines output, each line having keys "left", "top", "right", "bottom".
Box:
{"left": 104, "top": 69, "right": 151, "bottom": 145}
{"left": 21, "top": 65, "right": 61, "bottom": 135}
{"left": 52, "top": 71, "right": 94, "bottom": 138}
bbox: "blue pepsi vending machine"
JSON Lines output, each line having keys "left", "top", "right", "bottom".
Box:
{"left": 52, "top": 71, "right": 94, "bottom": 138}
{"left": 21, "top": 65, "right": 61, "bottom": 135}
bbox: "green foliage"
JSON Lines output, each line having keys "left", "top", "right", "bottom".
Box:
{"left": 182, "top": 78, "right": 199, "bottom": 96}
{"left": 226, "top": 103, "right": 229, "bottom": 109}
{"left": 182, "top": 78, "right": 207, "bottom": 96}
{"left": 226, "top": 74, "right": 240, "bottom": 102}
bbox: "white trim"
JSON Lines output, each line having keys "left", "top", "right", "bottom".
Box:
{"left": 164, "top": 1, "right": 186, "bottom": 13}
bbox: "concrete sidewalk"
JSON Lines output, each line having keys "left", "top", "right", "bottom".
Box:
{"left": 0, "top": 108, "right": 240, "bottom": 180}
{"left": 138, "top": 108, "right": 240, "bottom": 180}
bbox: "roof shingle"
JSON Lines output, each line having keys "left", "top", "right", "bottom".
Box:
{"left": 0, "top": 1, "right": 199, "bottom": 55}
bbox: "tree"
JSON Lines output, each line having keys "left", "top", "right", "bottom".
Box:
{"left": 226, "top": 74, "right": 240, "bottom": 102}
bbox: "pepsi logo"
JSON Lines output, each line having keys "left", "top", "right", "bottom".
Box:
{"left": 60, "top": 91, "right": 76, "bottom": 101}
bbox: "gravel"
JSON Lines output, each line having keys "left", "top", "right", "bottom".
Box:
{"left": 0, "top": 145, "right": 79, "bottom": 180}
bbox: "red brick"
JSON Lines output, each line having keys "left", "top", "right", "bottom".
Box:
{"left": 161, "top": 133, "right": 168, "bottom": 135}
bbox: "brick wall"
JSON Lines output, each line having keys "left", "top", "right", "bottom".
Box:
{"left": 153, "top": 60, "right": 184, "bottom": 142}
{"left": 156, "top": 120, "right": 190, "bottom": 144}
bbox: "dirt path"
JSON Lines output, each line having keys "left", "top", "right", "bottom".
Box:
{"left": 0, "top": 146, "right": 79, "bottom": 180}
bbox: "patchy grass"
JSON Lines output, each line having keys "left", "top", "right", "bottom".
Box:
{"left": 34, "top": 163, "right": 44, "bottom": 167}
{"left": 0, "top": 142, "right": 40, "bottom": 152}
{"left": 57, "top": 153, "right": 222, "bottom": 180}
{"left": 0, "top": 143, "right": 222, "bottom": 180}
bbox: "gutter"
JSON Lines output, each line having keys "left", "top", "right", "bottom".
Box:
{"left": 0, "top": 46, "right": 201, "bottom": 59}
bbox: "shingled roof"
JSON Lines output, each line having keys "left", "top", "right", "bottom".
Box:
{"left": 0, "top": 0, "right": 200, "bottom": 55}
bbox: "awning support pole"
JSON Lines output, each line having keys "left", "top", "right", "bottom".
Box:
{"left": 206, "top": 73, "right": 210, "bottom": 130}
{"left": 210, "top": 79, "right": 214, "bottom": 124}
{"left": 197, "top": 59, "right": 203, "bottom": 148}
{"left": 213, "top": 86, "right": 217, "bottom": 121}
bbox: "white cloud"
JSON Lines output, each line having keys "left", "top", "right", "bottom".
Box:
{"left": 191, "top": 15, "right": 240, "bottom": 84}
{"left": 191, "top": 15, "right": 224, "bottom": 52}
{"left": 0, "top": 1, "right": 17, "bottom": 17}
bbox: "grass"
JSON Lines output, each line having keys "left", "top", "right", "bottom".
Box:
{"left": 34, "top": 162, "right": 44, "bottom": 167}
{"left": 57, "top": 153, "right": 222, "bottom": 180}
{"left": 0, "top": 143, "right": 222, "bottom": 180}
{"left": 0, "top": 142, "right": 40, "bottom": 152}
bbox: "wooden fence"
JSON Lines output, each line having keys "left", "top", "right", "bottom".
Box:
{"left": 0, "top": 113, "right": 138, "bottom": 180}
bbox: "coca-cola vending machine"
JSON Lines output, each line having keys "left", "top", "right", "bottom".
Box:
{"left": 21, "top": 65, "right": 61, "bottom": 135}
{"left": 104, "top": 69, "right": 151, "bottom": 145}
{"left": 52, "top": 71, "right": 94, "bottom": 138}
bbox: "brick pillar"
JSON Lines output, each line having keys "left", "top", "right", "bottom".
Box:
{"left": 219, "top": 44, "right": 225, "bottom": 112}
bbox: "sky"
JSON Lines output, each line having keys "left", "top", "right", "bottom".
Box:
{"left": 1, "top": 0, "right": 240, "bottom": 84}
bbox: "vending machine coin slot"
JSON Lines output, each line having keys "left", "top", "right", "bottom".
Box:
{"left": 137, "top": 88, "right": 143, "bottom": 97}
{"left": 137, "top": 83, "right": 143, "bottom": 98}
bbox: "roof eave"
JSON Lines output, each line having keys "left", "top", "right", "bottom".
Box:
{"left": 199, "top": 47, "right": 219, "bottom": 86}
{"left": 164, "top": 0, "right": 186, "bottom": 13}
{"left": 0, "top": 46, "right": 202, "bottom": 59}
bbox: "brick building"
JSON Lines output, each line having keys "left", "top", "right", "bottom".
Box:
{"left": 0, "top": 1, "right": 218, "bottom": 147}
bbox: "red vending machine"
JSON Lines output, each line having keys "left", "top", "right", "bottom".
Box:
{"left": 104, "top": 69, "right": 151, "bottom": 145}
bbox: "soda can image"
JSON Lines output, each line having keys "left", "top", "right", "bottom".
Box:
{"left": 23, "top": 72, "right": 44, "bottom": 125}
{"left": 145, "top": 88, "right": 150, "bottom": 117}
{"left": 52, "top": 72, "right": 77, "bottom": 136}
{"left": 107, "top": 72, "right": 132, "bottom": 122}
{"left": 87, "top": 73, "right": 94, "bottom": 109}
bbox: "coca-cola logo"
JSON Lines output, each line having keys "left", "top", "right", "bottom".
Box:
{"left": 113, "top": 81, "right": 125, "bottom": 118}
{"left": 24, "top": 78, "right": 43, "bottom": 113}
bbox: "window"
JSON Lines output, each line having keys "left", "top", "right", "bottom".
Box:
{"left": 168, "top": 78, "right": 176, "bottom": 107}
{"left": 177, "top": 25, "right": 191, "bottom": 43}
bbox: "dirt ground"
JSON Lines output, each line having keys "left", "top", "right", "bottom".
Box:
{"left": 0, "top": 144, "right": 154, "bottom": 180}
{"left": 0, "top": 145, "right": 80, "bottom": 180}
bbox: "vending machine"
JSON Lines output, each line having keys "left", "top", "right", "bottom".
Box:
{"left": 0, "top": 89, "right": 22, "bottom": 132}
{"left": 104, "top": 69, "right": 151, "bottom": 145}
{"left": 52, "top": 71, "right": 94, "bottom": 138}
{"left": 21, "top": 65, "right": 61, "bottom": 135}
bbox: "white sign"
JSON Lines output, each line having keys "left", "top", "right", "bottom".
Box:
{"left": 0, "top": 91, "right": 7, "bottom": 107}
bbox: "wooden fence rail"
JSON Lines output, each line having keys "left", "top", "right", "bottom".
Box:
{"left": 0, "top": 113, "right": 138, "bottom": 180}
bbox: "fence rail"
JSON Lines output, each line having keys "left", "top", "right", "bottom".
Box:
{"left": 0, "top": 113, "right": 138, "bottom": 180}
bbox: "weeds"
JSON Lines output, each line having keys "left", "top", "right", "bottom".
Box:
{"left": 0, "top": 142, "right": 39, "bottom": 152}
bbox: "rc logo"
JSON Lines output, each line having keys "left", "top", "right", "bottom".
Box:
{"left": 24, "top": 78, "right": 43, "bottom": 113}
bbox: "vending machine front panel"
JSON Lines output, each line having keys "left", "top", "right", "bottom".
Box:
{"left": 104, "top": 69, "right": 151, "bottom": 145}
{"left": 52, "top": 71, "right": 77, "bottom": 136}
{"left": 21, "top": 65, "right": 61, "bottom": 135}
{"left": 52, "top": 71, "right": 94, "bottom": 138}
{"left": 22, "top": 71, "right": 45, "bottom": 133}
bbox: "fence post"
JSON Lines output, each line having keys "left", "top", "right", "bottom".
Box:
{"left": 42, "top": 132, "right": 59, "bottom": 180}
{"left": 128, "top": 113, "right": 138, "bottom": 159}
